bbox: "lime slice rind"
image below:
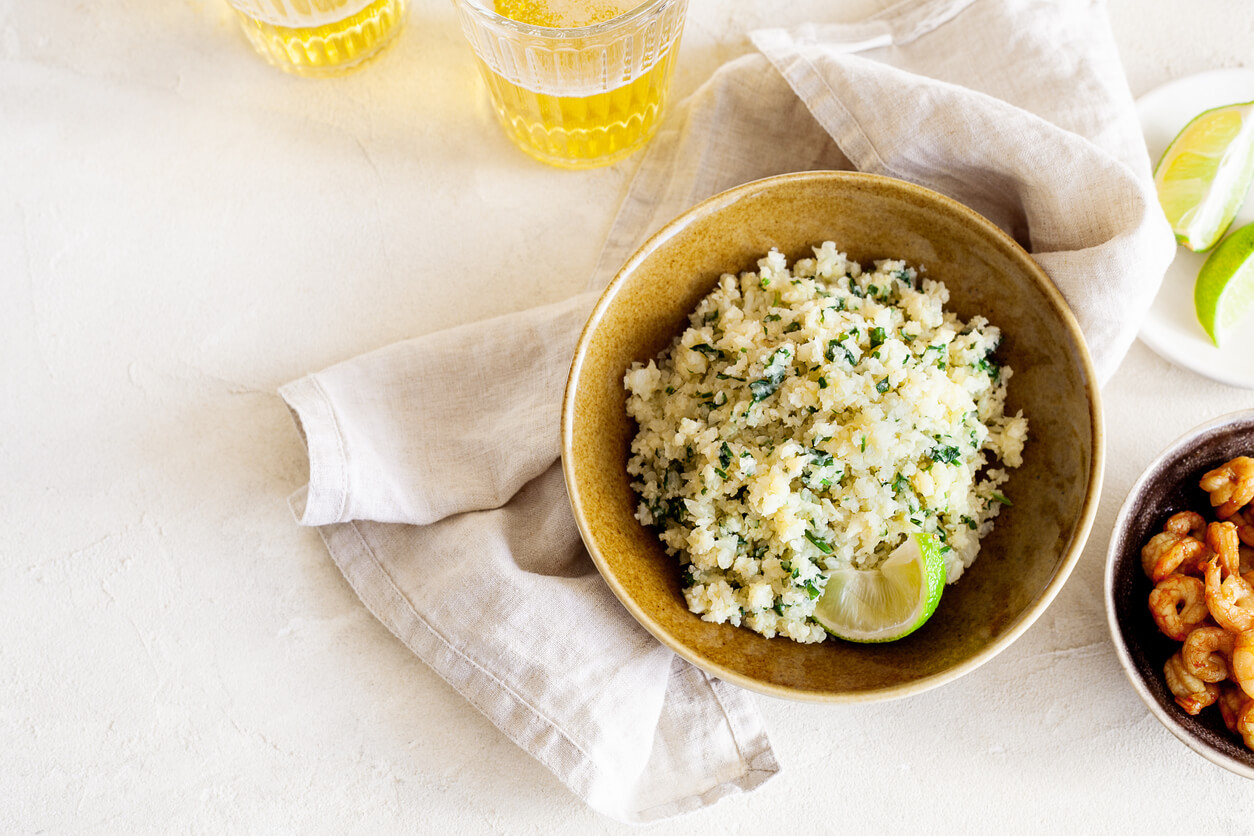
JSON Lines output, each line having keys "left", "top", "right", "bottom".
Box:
{"left": 812, "top": 532, "right": 947, "bottom": 643}
{"left": 1154, "top": 100, "right": 1254, "bottom": 252}
{"left": 1219, "top": 264, "right": 1254, "bottom": 331}
{"left": 1196, "top": 221, "right": 1254, "bottom": 345}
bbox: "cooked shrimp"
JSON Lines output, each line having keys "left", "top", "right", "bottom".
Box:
{"left": 1182, "top": 625, "right": 1235, "bottom": 682}
{"left": 1142, "top": 532, "right": 1177, "bottom": 579}
{"left": 1149, "top": 574, "right": 1209, "bottom": 640}
{"left": 1232, "top": 631, "right": 1254, "bottom": 701}
{"left": 1237, "top": 701, "right": 1254, "bottom": 749}
{"left": 1199, "top": 456, "right": 1254, "bottom": 519}
{"left": 1165, "top": 510, "right": 1208, "bottom": 539}
{"left": 1218, "top": 683, "right": 1250, "bottom": 734}
{"left": 1204, "top": 557, "right": 1254, "bottom": 633}
{"left": 1207, "top": 521, "right": 1242, "bottom": 577}
{"left": 1231, "top": 507, "right": 1254, "bottom": 548}
{"left": 1164, "top": 651, "right": 1220, "bottom": 715}
{"left": 1141, "top": 531, "right": 1209, "bottom": 581}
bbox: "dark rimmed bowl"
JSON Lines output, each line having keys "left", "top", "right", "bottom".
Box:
{"left": 563, "top": 171, "right": 1104, "bottom": 702}
{"left": 1105, "top": 409, "right": 1254, "bottom": 778}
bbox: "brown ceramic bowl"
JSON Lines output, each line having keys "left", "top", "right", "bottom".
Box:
{"left": 562, "top": 171, "right": 1103, "bottom": 702}
{"left": 1105, "top": 409, "right": 1254, "bottom": 778}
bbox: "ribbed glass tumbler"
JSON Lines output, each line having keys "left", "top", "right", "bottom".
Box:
{"left": 226, "top": 0, "right": 408, "bottom": 77}
{"left": 451, "top": 0, "right": 689, "bottom": 169}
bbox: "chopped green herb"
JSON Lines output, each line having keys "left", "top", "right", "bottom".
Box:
{"left": 691, "top": 343, "right": 723, "bottom": 360}
{"left": 749, "top": 379, "right": 775, "bottom": 402}
{"left": 749, "top": 347, "right": 791, "bottom": 403}
{"left": 977, "top": 355, "right": 1002, "bottom": 382}
{"left": 928, "top": 445, "right": 962, "bottom": 465}
{"left": 875, "top": 377, "right": 890, "bottom": 394}
{"left": 716, "top": 372, "right": 745, "bottom": 382}
{"left": 719, "top": 442, "right": 733, "bottom": 469}
{"left": 804, "top": 529, "right": 833, "bottom": 554}
{"left": 804, "top": 581, "right": 822, "bottom": 599}
{"left": 825, "top": 338, "right": 856, "bottom": 365}
{"left": 991, "top": 492, "right": 1013, "bottom": 507}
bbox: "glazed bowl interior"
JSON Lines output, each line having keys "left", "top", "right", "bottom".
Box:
{"left": 562, "top": 171, "right": 1103, "bottom": 702}
{"left": 1106, "top": 410, "right": 1254, "bottom": 778}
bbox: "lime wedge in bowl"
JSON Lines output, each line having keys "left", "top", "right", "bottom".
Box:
{"left": 813, "top": 532, "right": 947, "bottom": 643}
{"left": 1196, "top": 221, "right": 1254, "bottom": 345}
{"left": 1154, "top": 100, "right": 1254, "bottom": 252}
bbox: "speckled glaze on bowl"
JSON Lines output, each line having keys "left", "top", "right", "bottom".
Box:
{"left": 1105, "top": 410, "right": 1254, "bottom": 778}
{"left": 562, "top": 171, "right": 1103, "bottom": 702}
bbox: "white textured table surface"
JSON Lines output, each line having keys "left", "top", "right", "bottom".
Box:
{"left": 5, "top": 1, "right": 1254, "bottom": 832}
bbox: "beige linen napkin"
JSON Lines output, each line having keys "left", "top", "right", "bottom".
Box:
{"left": 280, "top": 0, "right": 1174, "bottom": 823}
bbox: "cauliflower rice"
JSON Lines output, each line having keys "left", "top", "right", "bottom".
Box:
{"left": 624, "top": 243, "right": 1028, "bottom": 644}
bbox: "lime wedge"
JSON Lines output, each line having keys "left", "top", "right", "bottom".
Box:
{"left": 1154, "top": 100, "right": 1254, "bottom": 252}
{"left": 1196, "top": 221, "right": 1254, "bottom": 345}
{"left": 813, "top": 532, "right": 947, "bottom": 643}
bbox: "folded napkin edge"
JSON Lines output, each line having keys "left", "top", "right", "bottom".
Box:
{"left": 279, "top": 375, "right": 350, "bottom": 526}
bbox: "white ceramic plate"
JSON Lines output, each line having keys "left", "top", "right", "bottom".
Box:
{"left": 1136, "top": 68, "right": 1254, "bottom": 389}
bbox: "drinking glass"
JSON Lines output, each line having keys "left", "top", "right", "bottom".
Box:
{"left": 226, "top": 0, "right": 409, "bottom": 77}
{"left": 451, "top": 0, "right": 690, "bottom": 169}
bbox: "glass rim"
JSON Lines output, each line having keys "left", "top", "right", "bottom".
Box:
{"left": 452, "top": 0, "right": 680, "bottom": 39}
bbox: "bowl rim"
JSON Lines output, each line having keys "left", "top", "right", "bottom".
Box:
{"left": 563, "top": 170, "right": 1105, "bottom": 702}
{"left": 1103, "top": 407, "right": 1254, "bottom": 778}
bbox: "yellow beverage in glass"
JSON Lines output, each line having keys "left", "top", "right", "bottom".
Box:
{"left": 453, "top": 0, "right": 689, "bottom": 169}
{"left": 226, "top": 0, "right": 408, "bottom": 77}
{"left": 495, "top": 0, "right": 640, "bottom": 27}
